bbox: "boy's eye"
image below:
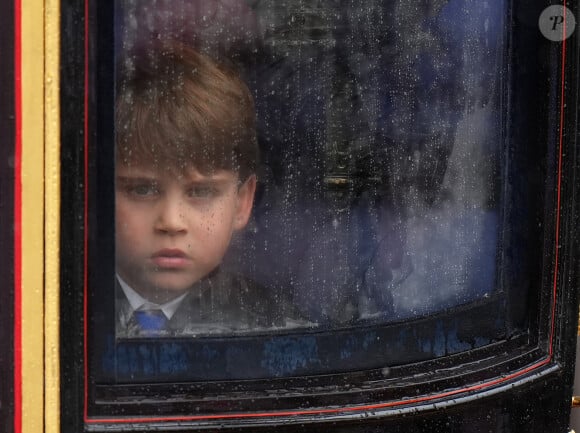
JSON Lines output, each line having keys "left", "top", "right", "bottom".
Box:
{"left": 126, "top": 183, "right": 159, "bottom": 197}
{"left": 187, "top": 185, "right": 219, "bottom": 199}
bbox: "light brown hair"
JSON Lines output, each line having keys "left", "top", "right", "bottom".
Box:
{"left": 116, "top": 41, "right": 258, "bottom": 180}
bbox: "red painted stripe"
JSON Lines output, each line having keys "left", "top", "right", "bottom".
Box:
{"left": 13, "top": 0, "right": 22, "bottom": 430}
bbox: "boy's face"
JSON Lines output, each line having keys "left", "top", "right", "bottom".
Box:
{"left": 115, "top": 163, "right": 256, "bottom": 303}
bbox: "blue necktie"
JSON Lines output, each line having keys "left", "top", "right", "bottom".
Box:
{"left": 131, "top": 309, "right": 169, "bottom": 335}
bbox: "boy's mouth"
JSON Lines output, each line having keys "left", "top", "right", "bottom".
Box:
{"left": 151, "top": 249, "right": 189, "bottom": 267}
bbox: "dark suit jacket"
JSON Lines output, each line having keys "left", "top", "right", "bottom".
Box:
{"left": 116, "top": 271, "right": 308, "bottom": 337}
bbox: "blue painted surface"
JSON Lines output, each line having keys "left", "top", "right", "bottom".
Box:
{"left": 261, "top": 336, "right": 320, "bottom": 377}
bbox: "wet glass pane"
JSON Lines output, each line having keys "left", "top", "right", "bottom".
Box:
{"left": 113, "top": 0, "right": 505, "bottom": 337}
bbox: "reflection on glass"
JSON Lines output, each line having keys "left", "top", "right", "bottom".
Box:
{"left": 115, "top": 0, "right": 505, "bottom": 336}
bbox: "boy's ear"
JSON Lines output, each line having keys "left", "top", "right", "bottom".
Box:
{"left": 234, "top": 175, "right": 257, "bottom": 231}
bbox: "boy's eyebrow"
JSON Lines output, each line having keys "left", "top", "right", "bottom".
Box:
{"left": 185, "top": 170, "right": 239, "bottom": 184}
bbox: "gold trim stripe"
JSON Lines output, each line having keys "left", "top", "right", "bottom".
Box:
{"left": 19, "top": 0, "right": 61, "bottom": 431}
{"left": 45, "top": 0, "right": 61, "bottom": 431}
{"left": 20, "top": 1, "right": 45, "bottom": 432}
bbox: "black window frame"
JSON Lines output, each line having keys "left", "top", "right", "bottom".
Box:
{"left": 0, "top": 1, "right": 17, "bottom": 430}
{"left": 59, "top": 0, "right": 580, "bottom": 431}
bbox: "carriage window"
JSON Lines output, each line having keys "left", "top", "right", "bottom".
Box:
{"left": 109, "top": 0, "right": 505, "bottom": 338}
{"left": 84, "top": 0, "right": 554, "bottom": 417}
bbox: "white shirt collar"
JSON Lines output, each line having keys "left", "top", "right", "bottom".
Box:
{"left": 117, "top": 275, "right": 188, "bottom": 320}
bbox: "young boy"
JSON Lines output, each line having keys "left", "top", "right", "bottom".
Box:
{"left": 114, "top": 41, "right": 291, "bottom": 337}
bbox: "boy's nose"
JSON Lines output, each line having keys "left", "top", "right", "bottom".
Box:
{"left": 154, "top": 198, "right": 188, "bottom": 234}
